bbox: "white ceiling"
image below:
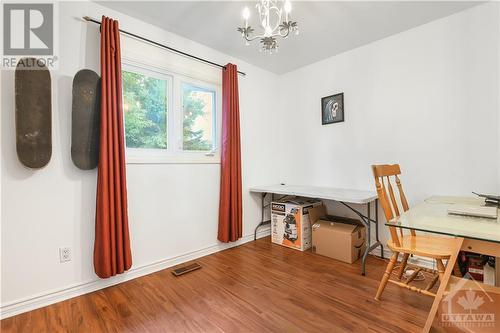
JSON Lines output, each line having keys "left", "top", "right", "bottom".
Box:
{"left": 97, "top": 1, "right": 480, "bottom": 74}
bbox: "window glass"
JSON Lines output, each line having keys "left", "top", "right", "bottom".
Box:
{"left": 122, "top": 70, "right": 168, "bottom": 149}
{"left": 182, "top": 83, "right": 215, "bottom": 151}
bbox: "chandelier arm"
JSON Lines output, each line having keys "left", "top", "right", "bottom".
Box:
{"left": 244, "top": 34, "right": 262, "bottom": 42}
{"left": 274, "top": 28, "right": 290, "bottom": 38}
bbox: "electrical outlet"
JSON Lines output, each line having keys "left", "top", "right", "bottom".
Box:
{"left": 59, "top": 247, "right": 71, "bottom": 263}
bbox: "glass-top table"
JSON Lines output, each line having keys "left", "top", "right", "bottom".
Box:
{"left": 387, "top": 196, "right": 500, "bottom": 244}
{"left": 385, "top": 196, "right": 500, "bottom": 332}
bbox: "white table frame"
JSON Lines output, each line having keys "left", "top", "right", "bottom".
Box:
{"left": 250, "top": 184, "right": 383, "bottom": 275}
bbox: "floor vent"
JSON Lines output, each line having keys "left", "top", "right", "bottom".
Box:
{"left": 171, "top": 262, "right": 202, "bottom": 276}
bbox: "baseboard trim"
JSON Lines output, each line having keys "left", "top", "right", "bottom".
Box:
{"left": 0, "top": 227, "right": 271, "bottom": 320}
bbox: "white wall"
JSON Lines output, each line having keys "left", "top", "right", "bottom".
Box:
{"left": 277, "top": 2, "right": 500, "bottom": 245}
{"left": 1, "top": 1, "right": 280, "bottom": 317}
{"left": 2, "top": 1, "right": 500, "bottom": 319}
{"left": 498, "top": 3, "right": 500, "bottom": 192}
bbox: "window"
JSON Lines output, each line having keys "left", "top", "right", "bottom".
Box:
{"left": 122, "top": 62, "right": 221, "bottom": 164}
{"left": 182, "top": 84, "right": 216, "bottom": 151}
{"left": 123, "top": 70, "right": 168, "bottom": 149}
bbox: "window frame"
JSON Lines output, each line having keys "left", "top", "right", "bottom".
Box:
{"left": 122, "top": 60, "right": 222, "bottom": 164}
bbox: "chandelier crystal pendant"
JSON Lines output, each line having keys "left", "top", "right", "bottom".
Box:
{"left": 237, "top": 0, "right": 299, "bottom": 53}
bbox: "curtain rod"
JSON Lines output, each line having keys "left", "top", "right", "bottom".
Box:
{"left": 82, "top": 16, "right": 246, "bottom": 76}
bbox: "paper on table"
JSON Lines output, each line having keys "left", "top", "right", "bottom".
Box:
{"left": 425, "top": 196, "right": 486, "bottom": 205}
{"left": 447, "top": 205, "right": 498, "bottom": 219}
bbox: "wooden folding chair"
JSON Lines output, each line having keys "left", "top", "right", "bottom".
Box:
{"left": 372, "top": 164, "right": 457, "bottom": 300}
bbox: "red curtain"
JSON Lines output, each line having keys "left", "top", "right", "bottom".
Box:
{"left": 94, "top": 16, "right": 132, "bottom": 278}
{"left": 218, "top": 64, "right": 242, "bottom": 243}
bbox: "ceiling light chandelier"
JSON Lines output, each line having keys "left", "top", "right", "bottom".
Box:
{"left": 237, "top": 0, "right": 299, "bottom": 53}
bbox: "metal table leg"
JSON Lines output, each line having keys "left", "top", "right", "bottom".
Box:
{"left": 254, "top": 192, "right": 271, "bottom": 240}
{"left": 375, "top": 199, "right": 384, "bottom": 259}
{"left": 361, "top": 202, "right": 371, "bottom": 276}
{"left": 361, "top": 199, "right": 385, "bottom": 275}
{"left": 341, "top": 199, "right": 384, "bottom": 275}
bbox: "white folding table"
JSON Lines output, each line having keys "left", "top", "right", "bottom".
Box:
{"left": 249, "top": 184, "right": 383, "bottom": 275}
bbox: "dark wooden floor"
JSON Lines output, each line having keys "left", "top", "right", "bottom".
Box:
{"left": 1, "top": 238, "right": 433, "bottom": 332}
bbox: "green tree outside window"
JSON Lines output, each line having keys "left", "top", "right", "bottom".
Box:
{"left": 182, "top": 84, "right": 214, "bottom": 151}
{"left": 123, "top": 70, "right": 167, "bottom": 149}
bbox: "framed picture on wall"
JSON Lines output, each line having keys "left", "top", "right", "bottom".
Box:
{"left": 321, "top": 93, "right": 344, "bottom": 125}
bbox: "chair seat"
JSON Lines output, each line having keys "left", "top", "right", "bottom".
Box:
{"left": 387, "top": 235, "right": 457, "bottom": 259}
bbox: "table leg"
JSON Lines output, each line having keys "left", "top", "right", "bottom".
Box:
{"left": 254, "top": 193, "right": 271, "bottom": 240}
{"left": 361, "top": 201, "right": 371, "bottom": 276}
{"left": 375, "top": 199, "right": 384, "bottom": 259}
{"left": 496, "top": 257, "right": 500, "bottom": 287}
{"left": 341, "top": 200, "right": 383, "bottom": 275}
{"left": 422, "top": 237, "right": 464, "bottom": 333}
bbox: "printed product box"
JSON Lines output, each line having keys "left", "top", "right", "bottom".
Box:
{"left": 467, "top": 254, "right": 485, "bottom": 282}
{"left": 271, "top": 197, "right": 322, "bottom": 251}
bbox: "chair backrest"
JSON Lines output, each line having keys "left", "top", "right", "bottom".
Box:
{"left": 371, "top": 164, "right": 414, "bottom": 247}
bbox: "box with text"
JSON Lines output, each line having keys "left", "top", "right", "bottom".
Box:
{"left": 271, "top": 197, "right": 322, "bottom": 251}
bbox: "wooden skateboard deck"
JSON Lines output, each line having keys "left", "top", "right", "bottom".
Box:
{"left": 15, "top": 58, "right": 52, "bottom": 169}
{"left": 71, "top": 69, "right": 100, "bottom": 170}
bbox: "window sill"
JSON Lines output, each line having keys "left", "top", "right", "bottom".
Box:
{"left": 126, "top": 152, "right": 221, "bottom": 165}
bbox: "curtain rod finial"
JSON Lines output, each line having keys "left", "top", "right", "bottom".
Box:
{"left": 82, "top": 16, "right": 92, "bottom": 22}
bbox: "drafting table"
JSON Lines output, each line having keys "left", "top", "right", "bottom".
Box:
{"left": 249, "top": 184, "right": 383, "bottom": 275}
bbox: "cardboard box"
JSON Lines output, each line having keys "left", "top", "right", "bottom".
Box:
{"left": 271, "top": 197, "right": 322, "bottom": 251}
{"left": 309, "top": 205, "right": 366, "bottom": 264}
